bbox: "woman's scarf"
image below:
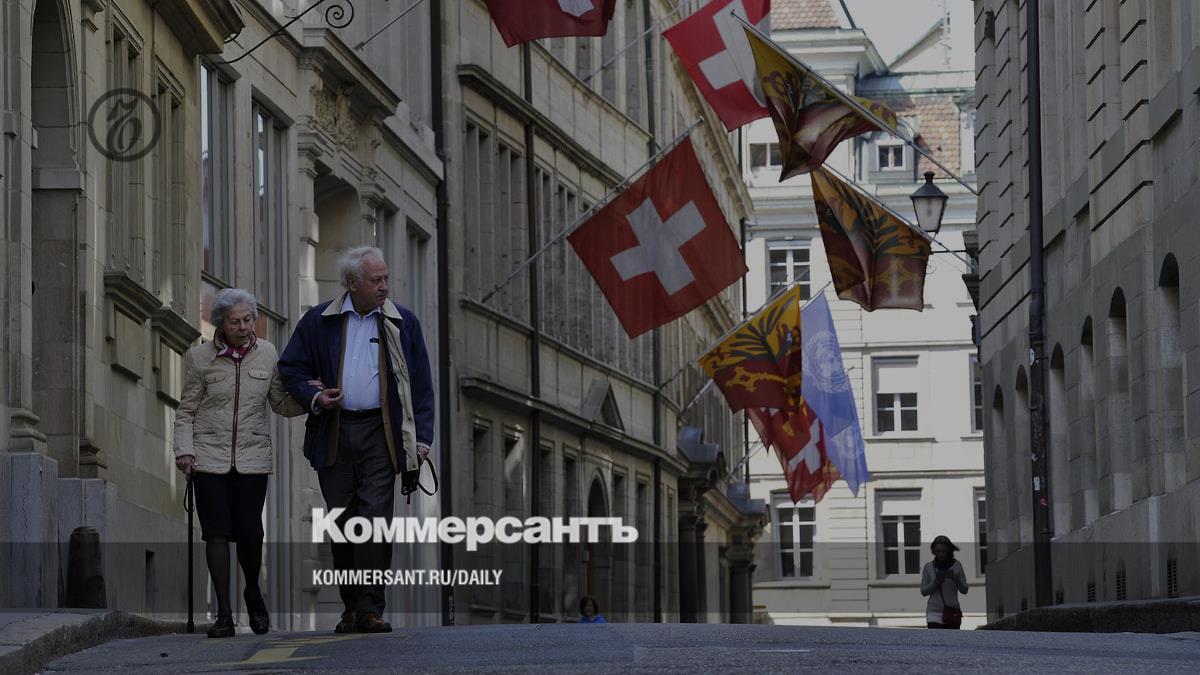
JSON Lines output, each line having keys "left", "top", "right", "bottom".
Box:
{"left": 214, "top": 332, "right": 257, "bottom": 362}
{"left": 933, "top": 557, "right": 955, "bottom": 572}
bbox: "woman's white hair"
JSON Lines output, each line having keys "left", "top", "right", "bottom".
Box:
{"left": 338, "top": 246, "right": 386, "bottom": 289}
{"left": 209, "top": 288, "right": 258, "bottom": 328}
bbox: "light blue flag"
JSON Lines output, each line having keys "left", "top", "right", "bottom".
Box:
{"left": 802, "top": 293, "right": 870, "bottom": 494}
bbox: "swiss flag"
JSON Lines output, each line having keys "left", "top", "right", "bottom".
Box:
{"left": 484, "top": 0, "right": 618, "bottom": 48}
{"left": 664, "top": 0, "right": 771, "bottom": 131}
{"left": 568, "top": 138, "right": 747, "bottom": 338}
{"left": 749, "top": 404, "right": 841, "bottom": 504}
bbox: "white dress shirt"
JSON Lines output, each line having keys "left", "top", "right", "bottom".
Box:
{"left": 339, "top": 294, "right": 383, "bottom": 411}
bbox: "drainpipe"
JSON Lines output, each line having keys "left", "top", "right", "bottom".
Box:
{"left": 1025, "top": 0, "right": 1053, "bottom": 608}
{"left": 431, "top": 0, "right": 455, "bottom": 627}
{"left": 522, "top": 42, "right": 544, "bottom": 624}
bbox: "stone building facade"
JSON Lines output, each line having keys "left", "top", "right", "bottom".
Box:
{"left": 0, "top": 0, "right": 443, "bottom": 629}
{"left": 440, "top": 0, "right": 764, "bottom": 625}
{"left": 973, "top": 0, "right": 1200, "bottom": 618}
{"left": 745, "top": 0, "right": 988, "bottom": 628}
{"left": 1, "top": 0, "right": 764, "bottom": 628}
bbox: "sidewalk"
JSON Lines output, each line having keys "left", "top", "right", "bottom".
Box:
{"left": 980, "top": 596, "right": 1200, "bottom": 633}
{"left": 0, "top": 610, "right": 197, "bottom": 675}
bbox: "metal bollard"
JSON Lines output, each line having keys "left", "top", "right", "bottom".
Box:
{"left": 66, "top": 526, "right": 107, "bottom": 608}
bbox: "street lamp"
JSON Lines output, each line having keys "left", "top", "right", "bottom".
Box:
{"left": 910, "top": 171, "right": 948, "bottom": 237}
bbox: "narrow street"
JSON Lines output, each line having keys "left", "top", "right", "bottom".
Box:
{"left": 43, "top": 623, "right": 1200, "bottom": 673}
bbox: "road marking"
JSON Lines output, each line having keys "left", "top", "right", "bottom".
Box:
{"left": 752, "top": 649, "right": 813, "bottom": 653}
{"left": 216, "top": 634, "right": 376, "bottom": 666}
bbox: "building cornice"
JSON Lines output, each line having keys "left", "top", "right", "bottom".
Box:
{"left": 457, "top": 64, "right": 624, "bottom": 187}
{"left": 158, "top": 0, "right": 244, "bottom": 55}
{"left": 459, "top": 375, "right": 689, "bottom": 475}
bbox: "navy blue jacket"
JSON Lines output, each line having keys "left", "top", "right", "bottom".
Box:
{"left": 278, "top": 295, "right": 435, "bottom": 473}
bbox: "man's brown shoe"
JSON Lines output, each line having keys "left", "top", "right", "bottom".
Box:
{"left": 334, "top": 610, "right": 357, "bottom": 634}
{"left": 357, "top": 612, "right": 392, "bottom": 633}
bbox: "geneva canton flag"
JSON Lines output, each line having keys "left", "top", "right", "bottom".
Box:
{"left": 801, "top": 293, "right": 869, "bottom": 494}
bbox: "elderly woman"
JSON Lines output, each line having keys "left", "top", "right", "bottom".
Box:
{"left": 174, "top": 288, "right": 306, "bottom": 638}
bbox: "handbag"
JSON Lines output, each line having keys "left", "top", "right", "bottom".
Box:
{"left": 939, "top": 577, "right": 963, "bottom": 628}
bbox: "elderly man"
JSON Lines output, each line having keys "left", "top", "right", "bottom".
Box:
{"left": 278, "top": 246, "right": 435, "bottom": 634}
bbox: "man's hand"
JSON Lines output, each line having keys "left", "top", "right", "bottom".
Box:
{"left": 175, "top": 455, "right": 195, "bottom": 478}
{"left": 317, "top": 388, "right": 344, "bottom": 410}
{"left": 417, "top": 444, "right": 430, "bottom": 462}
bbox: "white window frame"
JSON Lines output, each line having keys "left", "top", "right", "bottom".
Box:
{"left": 774, "top": 498, "right": 816, "bottom": 579}
{"left": 768, "top": 242, "right": 811, "bottom": 300}
{"left": 750, "top": 141, "right": 782, "bottom": 172}
{"left": 877, "top": 140, "right": 906, "bottom": 171}
{"left": 877, "top": 491, "right": 922, "bottom": 578}
{"left": 874, "top": 357, "right": 919, "bottom": 434}
{"left": 971, "top": 355, "right": 984, "bottom": 433}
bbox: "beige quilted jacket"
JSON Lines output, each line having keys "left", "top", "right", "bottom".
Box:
{"left": 173, "top": 339, "right": 305, "bottom": 474}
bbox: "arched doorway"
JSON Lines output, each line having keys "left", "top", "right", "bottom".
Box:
{"left": 585, "top": 476, "right": 610, "bottom": 617}
{"left": 30, "top": 0, "right": 81, "bottom": 473}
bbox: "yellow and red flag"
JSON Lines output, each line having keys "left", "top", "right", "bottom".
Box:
{"left": 699, "top": 285, "right": 803, "bottom": 412}
{"left": 744, "top": 27, "right": 898, "bottom": 181}
{"left": 811, "top": 167, "right": 931, "bottom": 311}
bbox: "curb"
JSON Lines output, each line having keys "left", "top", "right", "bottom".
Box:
{"left": 0, "top": 611, "right": 204, "bottom": 675}
{"left": 979, "top": 597, "right": 1200, "bottom": 633}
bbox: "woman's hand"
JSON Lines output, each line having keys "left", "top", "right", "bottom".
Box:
{"left": 175, "top": 455, "right": 195, "bottom": 478}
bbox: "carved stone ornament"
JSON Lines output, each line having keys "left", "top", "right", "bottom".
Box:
{"left": 310, "top": 83, "right": 361, "bottom": 153}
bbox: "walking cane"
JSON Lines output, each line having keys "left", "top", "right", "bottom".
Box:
{"left": 185, "top": 475, "right": 195, "bottom": 633}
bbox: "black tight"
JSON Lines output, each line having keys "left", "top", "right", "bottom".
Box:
{"left": 206, "top": 536, "right": 264, "bottom": 617}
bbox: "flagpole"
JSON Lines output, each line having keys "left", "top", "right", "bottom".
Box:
{"left": 734, "top": 15, "right": 979, "bottom": 197}
{"left": 580, "top": 0, "right": 687, "bottom": 84}
{"left": 479, "top": 117, "right": 704, "bottom": 305}
{"left": 816, "top": 163, "right": 975, "bottom": 269}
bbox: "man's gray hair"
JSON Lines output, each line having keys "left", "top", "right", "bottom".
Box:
{"left": 210, "top": 288, "right": 259, "bottom": 328}
{"left": 339, "top": 246, "right": 386, "bottom": 289}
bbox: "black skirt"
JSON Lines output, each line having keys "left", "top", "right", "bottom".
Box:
{"left": 192, "top": 469, "right": 269, "bottom": 543}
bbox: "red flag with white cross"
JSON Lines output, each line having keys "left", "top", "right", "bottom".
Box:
{"left": 568, "top": 138, "right": 748, "bottom": 338}
{"left": 484, "top": 0, "right": 618, "bottom": 48}
{"left": 664, "top": 0, "right": 771, "bottom": 131}
{"left": 748, "top": 404, "right": 841, "bottom": 504}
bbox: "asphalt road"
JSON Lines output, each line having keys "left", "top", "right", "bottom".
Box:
{"left": 43, "top": 623, "right": 1200, "bottom": 673}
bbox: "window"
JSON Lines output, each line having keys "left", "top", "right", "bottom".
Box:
{"left": 975, "top": 490, "right": 988, "bottom": 575}
{"left": 776, "top": 502, "right": 815, "bottom": 578}
{"left": 874, "top": 358, "right": 919, "bottom": 433}
{"left": 768, "top": 244, "right": 811, "bottom": 299}
{"left": 960, "top": 110, "right": 977, "bottom": 174}
{"left": 750, "top": 142, "right": 782, "bottom": 170}
{"left": 971, "top": 355, "right": 984, "bottom": 433}
{"left": 252, "top": 105, "right": 287, "bottom": 313}
{"left": 407, "top": 224, "right": 427, "bottom": 316}
{"left": 878, "top": 142, "right": 905, "bottom": 170}
{"left": 200, "top": 63, "right": 235, "bottom": 283}
{"left": 878, "top": 491, "right": 921, "bottom": 576}
{"left": 152, "top": 74, "right": 184, "bottom": 311}
{"left": 106, "top": 25, "right": 143, "bottom": 277}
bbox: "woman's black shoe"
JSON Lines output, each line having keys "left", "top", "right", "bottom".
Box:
{"left": 207, "top": 614, "right": 235, "bottom": 638}
{"left": 245, "top": 588, "right": 270, "bottom": 635}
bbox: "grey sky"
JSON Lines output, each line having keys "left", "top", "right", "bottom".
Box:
{"left": 842, "top": 0, "right": 946, "bottom": 65}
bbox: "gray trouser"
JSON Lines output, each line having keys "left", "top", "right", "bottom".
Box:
{"left": 318, "top": 413, "right": 395, "bottom": 616}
